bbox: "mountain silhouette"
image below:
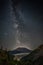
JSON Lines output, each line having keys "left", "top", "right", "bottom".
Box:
{"left": 8, "top": 47, "right": 31, "bottom": 55}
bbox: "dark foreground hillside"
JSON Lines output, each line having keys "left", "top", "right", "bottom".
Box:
{"left": 21, "top": 44, "right": 43, "bottom": 65}
{"left": 0, "top": 44, "right": 43, "bottom": 65}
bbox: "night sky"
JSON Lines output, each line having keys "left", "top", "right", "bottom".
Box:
{"left": 0, "top": 0, "right": 43, "bottom": 50}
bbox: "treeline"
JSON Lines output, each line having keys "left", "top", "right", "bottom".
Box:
{"left": 0, "top": 49, "right": 24, "bottom": 65}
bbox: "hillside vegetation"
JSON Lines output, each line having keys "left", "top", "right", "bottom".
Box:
{"left": 0, "top": 44, "right": 43, "bottom": 65}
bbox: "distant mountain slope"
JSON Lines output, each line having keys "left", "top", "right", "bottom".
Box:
{"left": 8, "top": 47, "right": 31, "bottom": 55}
{"left": 21, "top": 44, "right": 43, "bottom": 65}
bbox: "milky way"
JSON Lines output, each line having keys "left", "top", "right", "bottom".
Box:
{"left": 0, "top": 0, "right": 43, "bottom": 50}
